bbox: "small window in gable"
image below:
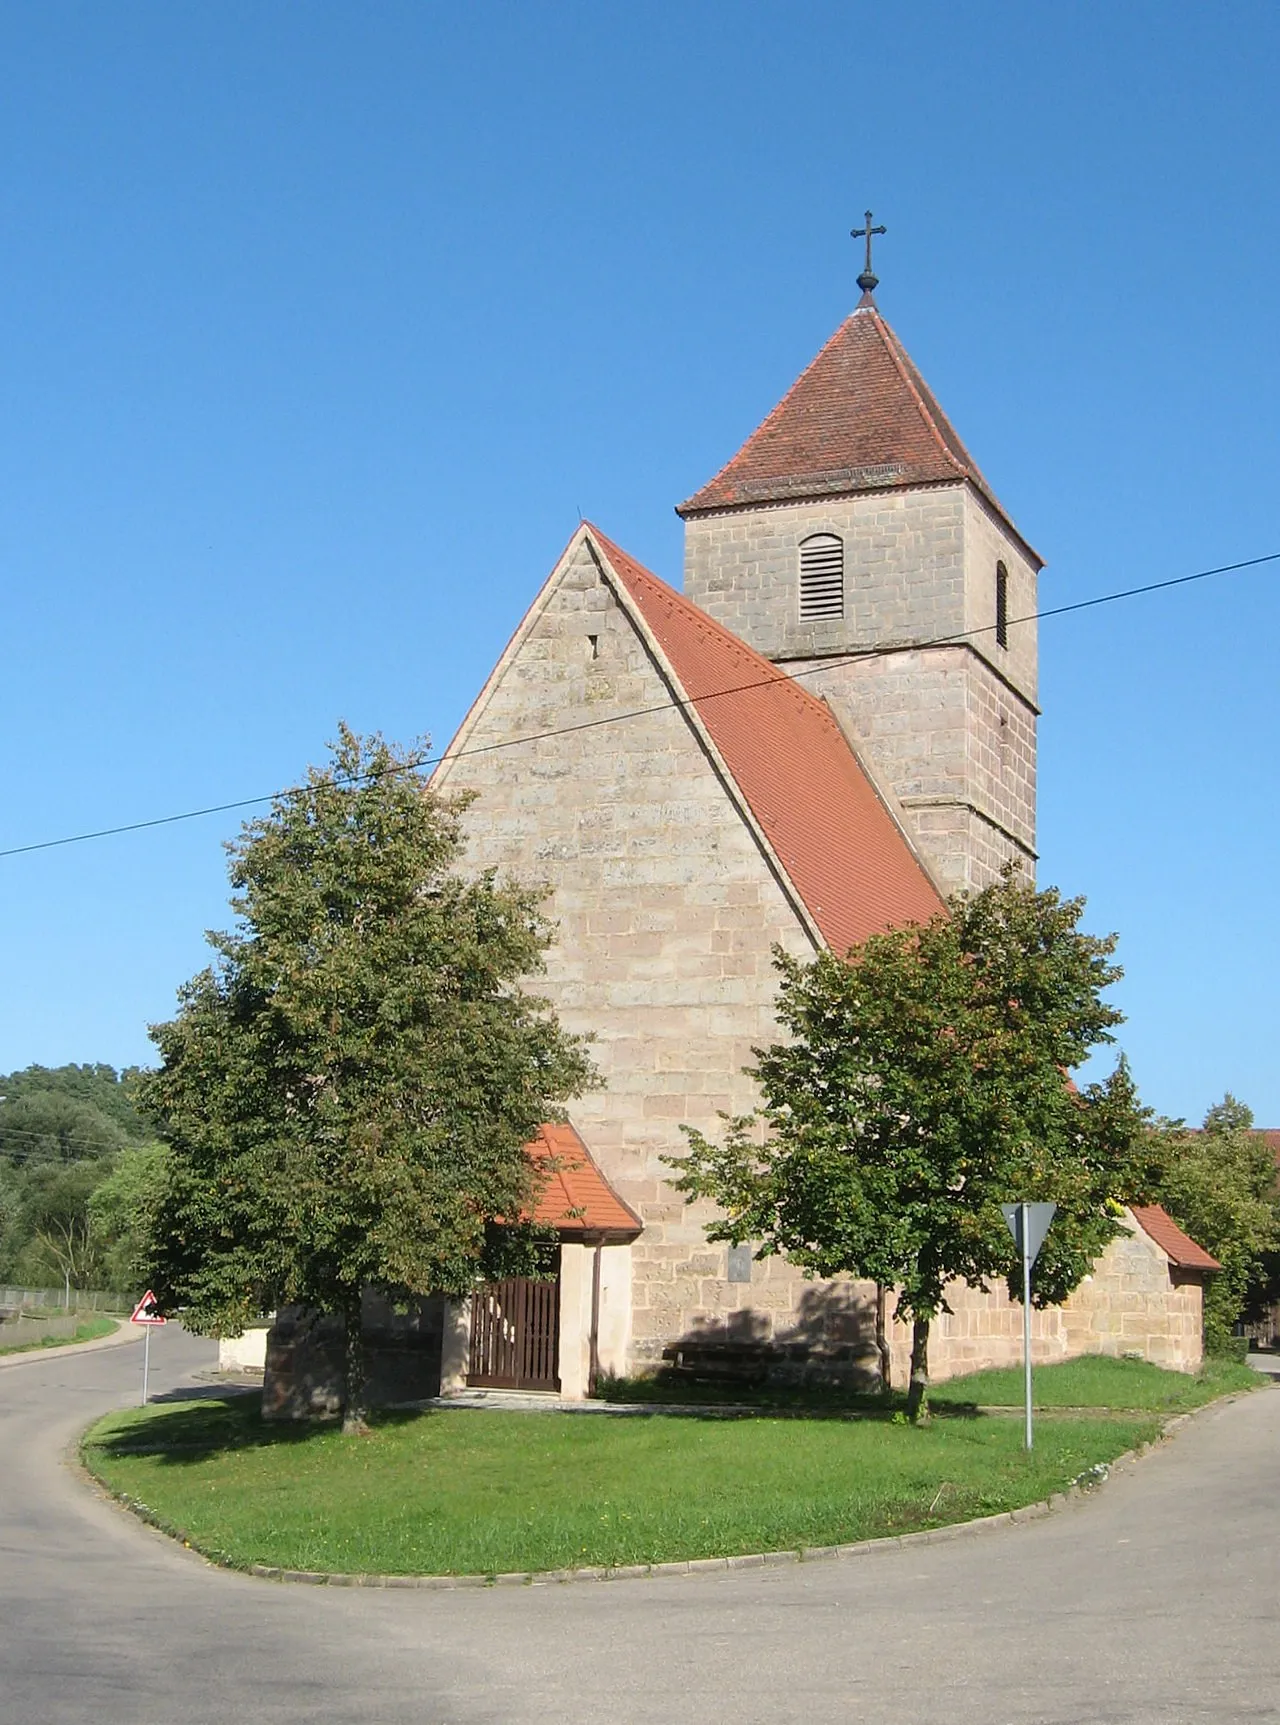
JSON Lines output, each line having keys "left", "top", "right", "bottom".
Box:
{"left": 995, "top": 561, "right": 1009, "bottom": 649}
{"left": 799, "top": 533, "right": 844, "bottom": 621}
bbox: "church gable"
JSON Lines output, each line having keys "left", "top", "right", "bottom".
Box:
{"left": 432, "top": 526, "right": 821, "bottom": 1070}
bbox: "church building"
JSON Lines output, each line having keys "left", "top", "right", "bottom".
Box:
{"left": 421, "top": 256, "right": 1215, "bottom": 1399}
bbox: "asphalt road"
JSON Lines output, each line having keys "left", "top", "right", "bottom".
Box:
{"left": 2, "top": 1327, "right": 1279, "bottom": 1725}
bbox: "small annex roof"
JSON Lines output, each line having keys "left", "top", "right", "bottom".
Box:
{"left": 587, "top": 526, "right": 944, "bottom": 954}
{"left": 677, "top": 299, "right": 1038, "bottom": 564}
{"left": 523, "top": 1123, "right": 642, "bottom": 1241}
{"left": 1130, "top": 1204, "right": 1221, "bottom": 1272}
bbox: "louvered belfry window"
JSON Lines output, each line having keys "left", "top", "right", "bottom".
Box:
{"left": 799, "top": 533, "right": 844, "bottom": 620}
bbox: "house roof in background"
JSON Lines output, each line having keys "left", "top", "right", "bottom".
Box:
{"left": 676, "top": 299, "right": 1037, "bottom": 562}
{"left": 524, "top": 1123, "right": 642, "bottom": 1240}
{"left": 1130, "top": 1204, "right": 1221, "bottom": 1271}
{"left": 590, "top": 526, "right": 944, "bottom": 954}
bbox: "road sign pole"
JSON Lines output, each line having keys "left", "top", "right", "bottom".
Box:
{"left": 1021, "top": 1200, "right": 1033, "bottom": 1451}
{"left": 142, "top": 1322, "right": 151, "bottom": 1407}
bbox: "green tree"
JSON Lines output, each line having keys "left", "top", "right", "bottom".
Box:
{"left": 0, "top": 1063, "right": 150, "bottom": 1147}
{"left": 0, "top": 1091, "right": 129, "bottom": 1168}
{"left": 141, "top": 727, "right": 595, "bottom": 1430}
{"left": 669, "top": 871, "right": 1152, "bottom": 1418}
{"left": 8, "top": 1158, "right": 112, "bottom": 1299}
{"left": 1152, "top": 1095, "right": 1280, "bottom": 1354}
{"left": 88, "top": 1141, "right": 171, "bottom": 1295}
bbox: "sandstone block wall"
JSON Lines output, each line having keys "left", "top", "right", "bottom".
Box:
{"left": 886, "top": 1212, "right": 1206, "bottom": 1384}
{"left": 680, "top": 483, "right": 1039, "bottom": 894}
{"left": 434, "top": 539, "right": 828, "bottom": 1366}
{"left": 803, "top": 646, "right": 1036, "bottom": 896}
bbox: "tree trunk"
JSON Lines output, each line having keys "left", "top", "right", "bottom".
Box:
{"left": 875, "top": 1285, "right": 891, "bottom": 1393}
{"left": 905, "top": 1314, "right": 930, "bottom": 1422}
{"left": 341, "top": 1291, "right": 369, "bottom": 1435}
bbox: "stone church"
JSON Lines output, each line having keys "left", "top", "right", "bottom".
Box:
{"left": 256, "top": 267, "right": 1216, "bottom": 1414}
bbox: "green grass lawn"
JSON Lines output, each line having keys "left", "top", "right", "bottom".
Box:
{"left": 928, "top": 1353, "right": 1257, "bottom": 1412}
{"left": 0, "top": 1316, "right": 118, "bottom": 1356}
{"left": 598, "top": 1353, "right": 1258, "bottom": 1416}
{"left": 84, "top": 1398, "right": 1158, "bottom": 1578}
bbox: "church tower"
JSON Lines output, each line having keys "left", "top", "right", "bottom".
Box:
{"left": 676, "top": 240, "right": 1040, "bottom": 898}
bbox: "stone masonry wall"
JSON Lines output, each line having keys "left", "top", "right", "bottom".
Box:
{"left": 433, "top": 539, "right": 841, "bottom": 1369}
{"left": 682, "top": 483, "right": 1039, "bottom": 894}
{"left": 801, "top": 647, "right": 1036, "bottom": 896}
{"left": 887, "top": 1212, "right": 1206, "bottom": 1384}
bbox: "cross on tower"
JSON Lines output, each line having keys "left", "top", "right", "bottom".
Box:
{"left": 852, "top": 210, "right": 887, "bottom": 298}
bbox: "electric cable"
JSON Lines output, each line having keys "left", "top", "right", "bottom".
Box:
{"left": 0, "top": 546, "right": 1274, "bottom": 864}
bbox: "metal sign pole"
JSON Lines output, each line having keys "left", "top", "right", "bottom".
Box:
{"left": 142, "top": 1323, "right": 151, "bottom": 1407}
{"left": 1021, "top": 1200, "right": 1033, "bottom": 1450}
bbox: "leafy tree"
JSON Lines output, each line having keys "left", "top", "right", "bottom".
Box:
{"left": 1152, "top": 1095, "right": 1280, "bottom": 1354}
{"left": 0, "top": 1064, "right": 150, "bottom": 1146}
{"left": 7, "top": 1158, "right": 112, "bottom": 1298}
{"left": 141, "top": 727, "right": 595, "bottom": 1431}
{"left": 88, "top": 1142, "right": 171, "bottom": 1295}
{"left": 0, "top": 1092, "right": 128, "bottom": 1169}
{"left": 669, "top": 871, "right": 1152, "bottom": 1418}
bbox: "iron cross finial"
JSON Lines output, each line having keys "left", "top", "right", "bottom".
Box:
{"left": 852, "top": 210, "right": 887, "bottom": 298}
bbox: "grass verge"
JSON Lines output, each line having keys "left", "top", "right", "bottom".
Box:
{"left": 928, "top": 1353, "right": 1258, "bottom": 1412}
{"left": 83, "top": 1392, "right": 1161, "bottom": 1577}
{"left": 596, "top": 1353, "right": 1259, "bottom": 1416}
{"left": 0, "top": 1316, "right": 118, "bottom": 1356}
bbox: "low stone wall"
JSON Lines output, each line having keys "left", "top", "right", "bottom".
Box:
{"left": 262, "top": 1294, "right": 447, "bottom": 1420}
{"left": 886, "top": 1212, "right": 1206, "bottom": 1385}
{"left": 648, "top": 1211, "right": 1205, "bottom": 1391}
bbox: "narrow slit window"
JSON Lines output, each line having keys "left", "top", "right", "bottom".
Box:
{"left": 995, "top": 561, "right": 1009, "bottom": 649}
{"left": 799, "top": 533, "right": 844, "bottom": 620}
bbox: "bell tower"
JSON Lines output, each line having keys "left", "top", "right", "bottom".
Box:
{"left": 676, "top": 229, "right": 1040, "bottom": 898}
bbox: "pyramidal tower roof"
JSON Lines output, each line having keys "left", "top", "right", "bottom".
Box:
{"left": 677, "top": 296, "right": 1029, "bottom": 552}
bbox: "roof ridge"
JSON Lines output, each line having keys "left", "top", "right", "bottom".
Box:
{"left": 586, "top": 525, "right": 842, "bottom": 728}
{"left": 675, "top": 315, "right": 858, "bottom": 516}
{"left": 866, "top": 304, "right": 967, "bottom": 479}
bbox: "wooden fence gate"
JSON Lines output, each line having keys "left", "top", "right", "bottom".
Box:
{"left": 467, "top": 1272, "right": 561, "bottom": 1391}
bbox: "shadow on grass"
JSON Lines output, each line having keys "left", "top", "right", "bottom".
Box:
{"left": 592, "top": 1370, "right": 983, "bottom": 1422}
{"left": 85, "top": 1394, "right": 451, "bottom": 1464}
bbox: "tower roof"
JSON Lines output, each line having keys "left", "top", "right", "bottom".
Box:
{"left": 677, "top": 300, "right": 1034, "bottom": 556}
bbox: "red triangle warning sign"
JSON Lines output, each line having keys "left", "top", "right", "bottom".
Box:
{"left": 130, "top": 1290, "right": 167, "bottom": 1325}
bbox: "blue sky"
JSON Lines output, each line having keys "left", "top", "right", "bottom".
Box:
{"left": 0, "top": 3, "right": 1276, "bottom": 1125}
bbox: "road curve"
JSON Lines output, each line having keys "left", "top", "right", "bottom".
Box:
{"left": 2, "top": 1329, "right": 1279, "bottom": 1724}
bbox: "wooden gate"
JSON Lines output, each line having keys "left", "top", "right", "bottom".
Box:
{"left": 467, "top": 1272, "right": 561, "bottom": 1390}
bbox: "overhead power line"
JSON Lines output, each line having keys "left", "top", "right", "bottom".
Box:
{"left": 0, "top": 547, "right": 1274, "bottom": 865}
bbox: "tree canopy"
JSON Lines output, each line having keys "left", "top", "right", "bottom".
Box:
{"left": 141, "top": 727, "right": 595, "bottom": 1427}
{"left": 0, "top": 1062, "right": 159, "bottom": 1293}
{"left": 669, "top": 870, "right": 1153, "bottom": 1416}
{"left": 1151, "top": 1095, "right": 1280, "bottom": 1353}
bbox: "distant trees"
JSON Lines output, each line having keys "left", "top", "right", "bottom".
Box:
{"left": 0, "top": 1063, "right": 161, "bottom": 1295}
{"left": 670, "top": 871, "right": 1154, "bottom": 1418}
{"left": 1151, "top": 1095, "right": 1280, "bottom": 1353}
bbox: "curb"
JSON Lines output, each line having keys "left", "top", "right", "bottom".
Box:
{"left": 85, "top": 1382, "right": 1267, "bottom": 1592}
{"left": 0, "top": 1319, "right": 133, "bottom": 1371}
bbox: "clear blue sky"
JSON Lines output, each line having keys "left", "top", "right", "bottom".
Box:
{"left": 1, "top": 3, "right": 1276, "bottom": 1125}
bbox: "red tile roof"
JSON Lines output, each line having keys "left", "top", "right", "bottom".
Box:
{"left": 524, "top": 1123, "right": 642, "bottom": 1240}
{"left": 1130, "top": 1204, "right": 1220, "bottom": 1271}
{"left": 589, "top": 527, "right": 944, "bottom": 953}
{"left": 677, "top": 300, "right": 1034, "bottom": 560}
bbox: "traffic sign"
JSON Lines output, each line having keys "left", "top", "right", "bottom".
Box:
{"left": 1002, "top": 1202, "right": 1058, "bottom": 1451}
{"left": 130, "top": 1291, "right": 167, "bottom": 1326}
{"left": 1001, "top": 1202, "right": 1057, "bottom": 1267}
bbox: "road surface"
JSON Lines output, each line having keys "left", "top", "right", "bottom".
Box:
{"left": 2, "top": 1326, "right": 1278, "bottom": 1723}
